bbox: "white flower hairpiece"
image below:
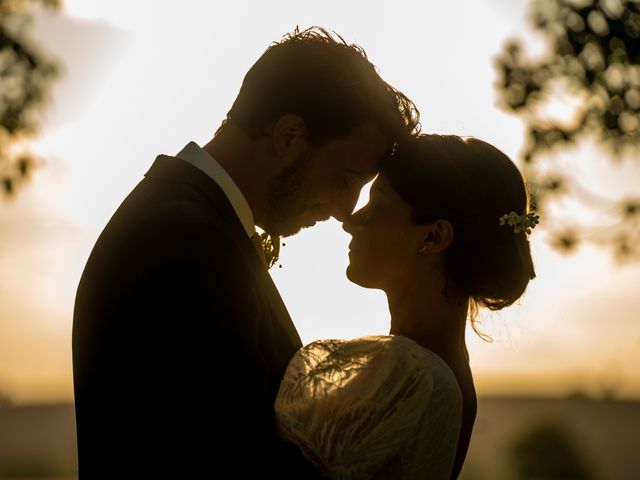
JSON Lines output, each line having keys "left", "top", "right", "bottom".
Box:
{"left": 499, "top": 211, "right": 540, "bottom": 235}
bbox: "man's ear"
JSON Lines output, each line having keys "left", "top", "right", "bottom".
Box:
{"left": 271, "top": 114, "right": 308, "bottom": 161}
{"left": 419, "top": 220, "right": 454, "bottom": 254}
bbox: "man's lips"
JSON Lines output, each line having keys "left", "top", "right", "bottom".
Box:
{"left": 310, "top": 208, "right": 331, "bottom": 223}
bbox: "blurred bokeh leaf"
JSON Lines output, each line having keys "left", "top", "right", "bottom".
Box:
{"left": 495, "top": 0, "right": 640, "bottom": 260}
{"left": 1, "top": 0, "right": 61, "bottom": 199}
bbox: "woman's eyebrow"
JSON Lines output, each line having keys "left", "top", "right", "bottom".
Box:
{"left": 372, "top": 178, "right": 385, "bottom": 192}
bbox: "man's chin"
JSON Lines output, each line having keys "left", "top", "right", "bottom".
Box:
{"left": 279, "top": 226, "right": 304, "bottom": 238}
{"left": 268, "top": 217, "right": 319, "bottom": 237}
{"left": 266, "top": 222, "right": 304, "bottom": 238}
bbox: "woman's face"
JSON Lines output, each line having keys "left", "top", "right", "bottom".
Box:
{"left": 342, "top": 174, "right": 426, "bottom": 290}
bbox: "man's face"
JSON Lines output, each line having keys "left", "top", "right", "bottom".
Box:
{"left": 264, "top": 121, "right": 387, "bottom": 237}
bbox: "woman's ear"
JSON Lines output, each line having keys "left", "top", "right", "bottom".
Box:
{"left": 419, "top": 220, "right": 454, "bottom": 254}
{"left": 271, "top": 114, "right": 308, "bottom": 162}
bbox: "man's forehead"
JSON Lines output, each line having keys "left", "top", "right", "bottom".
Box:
{"left": 345, "top": 122, "right": 388, "bottom": 174}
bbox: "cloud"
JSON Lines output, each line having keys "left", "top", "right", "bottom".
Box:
{"left": 31, "top": 10, "right": 132, "bottom": 128}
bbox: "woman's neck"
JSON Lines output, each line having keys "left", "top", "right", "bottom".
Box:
{"left": 386, "top": 283, "right": 468, "bottom": 363}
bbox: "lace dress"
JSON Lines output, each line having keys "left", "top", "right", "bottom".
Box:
{"left": 275, "top": 335, "right": 462, "bottom": 479}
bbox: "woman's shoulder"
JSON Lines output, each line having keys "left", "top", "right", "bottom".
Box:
{"left": 276, "top": 335, "right": 464, "bottom": 479}
{"left": 303, "top": 333, "right": 442, "bottom": 356}
{"left": 283, "top": 335, "right": 461, "bottom": 403}
{"left": 302, "top": 335, "right": 459, "bottom": 381}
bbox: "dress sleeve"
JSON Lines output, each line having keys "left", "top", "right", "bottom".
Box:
{"left": 275, "top": 335, "right": 461, "bottom": 479}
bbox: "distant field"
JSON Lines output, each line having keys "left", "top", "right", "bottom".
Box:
{"left": 1, "top": 396, "right": 638, "bottom": 479}
{"left": 0, "top": 403, "right": 76, "bottom": 479}
{"left": 461, "top": 396, "right": 640, "bottom": 480}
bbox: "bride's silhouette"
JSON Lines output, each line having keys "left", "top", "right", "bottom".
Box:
{"left": 276, "top": 134, "right": 537, "bottom": 479}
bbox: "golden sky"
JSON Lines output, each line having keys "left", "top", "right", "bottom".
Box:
{"left": 1, "top": 0, "right": 639, "bottom": 403}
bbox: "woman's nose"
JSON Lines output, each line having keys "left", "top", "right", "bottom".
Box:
{"left": 342, "top": 205, "right": 365, "bottom": 234}
{"left": 342, "top": 215, "right": 353, "bottom": 234}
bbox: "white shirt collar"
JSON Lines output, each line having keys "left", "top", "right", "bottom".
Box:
{"left": 176, "top": 141, "right": 256, "bottom": 237}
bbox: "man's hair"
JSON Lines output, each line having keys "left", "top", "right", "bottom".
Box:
{"left": 223, "top": 26, "right": 420, "bottom": 147}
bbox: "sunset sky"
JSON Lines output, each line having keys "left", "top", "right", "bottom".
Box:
{"left": 1, "top": 0, "right": 639, "bottom": 403}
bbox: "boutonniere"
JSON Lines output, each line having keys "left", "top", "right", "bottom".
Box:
{"left": 258, "top": 232, "right": 281, "bottom": 269}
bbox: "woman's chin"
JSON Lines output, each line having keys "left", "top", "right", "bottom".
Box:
{"left": 345, "top": 264, "right": 373, "bottom": 288}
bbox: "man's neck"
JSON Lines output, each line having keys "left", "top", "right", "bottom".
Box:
{"left": 203, "top": 126, "right": 272, "bottom": 227}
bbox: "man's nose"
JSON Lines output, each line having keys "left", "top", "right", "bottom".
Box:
{"left": 342, "top": 212, "right": 354, "bottom": 234}
{"left": 342, "top": 204, "right": 366, "bottom": 234}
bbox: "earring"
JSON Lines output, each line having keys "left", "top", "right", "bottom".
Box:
{"left": 419, "top": 232, "right": 436, "bottom": 254}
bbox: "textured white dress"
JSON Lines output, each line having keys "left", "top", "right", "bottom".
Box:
{"left": 275, "top": 335, "right": 463, "bottom": 479}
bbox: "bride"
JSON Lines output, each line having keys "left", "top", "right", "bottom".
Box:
{"left": 275, "top": 134, "right": 538, "bottom": 479}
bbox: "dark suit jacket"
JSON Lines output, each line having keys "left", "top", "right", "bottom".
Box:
{"left": 72, "top": 154, "right": 321, "bottom": 478}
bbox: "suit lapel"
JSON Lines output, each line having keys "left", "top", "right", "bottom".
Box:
{"left": 144, "top": 154, "right": 303, "bottom": 349}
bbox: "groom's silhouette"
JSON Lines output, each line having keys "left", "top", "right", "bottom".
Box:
{"left": 73, "top": 27, "right": 418, "bottom": 478}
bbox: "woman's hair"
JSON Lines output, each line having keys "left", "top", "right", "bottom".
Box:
{"left": 382, "top": 134, "right": 536, "bottom": 333}
{"left": 223, "top": 26, "right": 420, "bottom": 148}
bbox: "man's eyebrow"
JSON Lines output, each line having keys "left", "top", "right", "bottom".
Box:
{"left": 345, "top": 168, "right": 366, "bottom": 179}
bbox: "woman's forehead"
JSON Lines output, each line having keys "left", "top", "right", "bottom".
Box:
{"left": 371, "top": 174, "right": 391, "bottom": 194}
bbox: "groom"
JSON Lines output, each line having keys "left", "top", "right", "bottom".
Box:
{"left": 73, "top": 27, "right": 418, "bottom": 478}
